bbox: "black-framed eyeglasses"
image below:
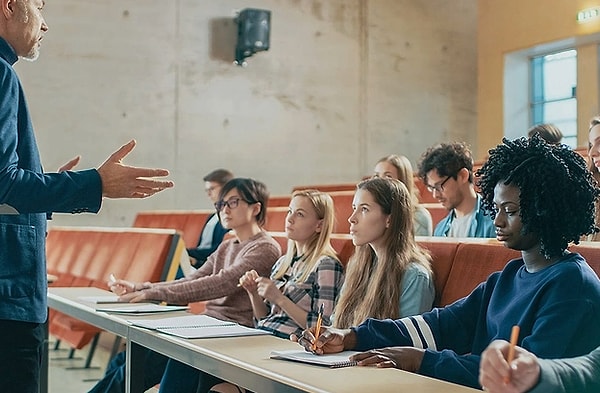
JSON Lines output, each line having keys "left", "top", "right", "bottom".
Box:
{"left": 215, "top": 197, "right": 247, "bottom": 211}
{"left": 426, "top": 176, "right": 451, "bottom": 194}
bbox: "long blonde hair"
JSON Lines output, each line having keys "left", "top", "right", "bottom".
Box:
{"left": 271, "top": 190, "right": 338, "bottom": 283}
{"left": 333, "top": 178, "right": 432, "bottom": 328}
{"left": 376, "top": 154, "right": 421, "bottom": 208}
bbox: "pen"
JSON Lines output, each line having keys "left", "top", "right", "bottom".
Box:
{"left": 313, "top": 303, "right": 324, "bottom": 351}
{"left": 504, "top": 325, "right": 520, "bottom": 384}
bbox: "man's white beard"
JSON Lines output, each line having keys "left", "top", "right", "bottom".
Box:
{"left": 21, "top": 48, "right": 39, "bottom": 62}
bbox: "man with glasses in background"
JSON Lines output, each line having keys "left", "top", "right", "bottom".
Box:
{"left": 417, "top": 142, "right": 495, "bottom": 238}
{"left": 185, "top": 169, "right": 234, "bottom": 271}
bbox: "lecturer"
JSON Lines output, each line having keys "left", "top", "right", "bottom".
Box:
{"left": 0, "top": 1, "right": 173, "bottom": 392}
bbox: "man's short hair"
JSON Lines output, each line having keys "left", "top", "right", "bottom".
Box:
{"left": 203, "top": 169, "right": 234, "bottom": 185}
{"left": 417, "top": 142, "right": 474, "bottom": 183}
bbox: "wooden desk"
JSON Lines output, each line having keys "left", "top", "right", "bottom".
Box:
{"left": 48, "top": 287, "right": 479, "bottom": 393}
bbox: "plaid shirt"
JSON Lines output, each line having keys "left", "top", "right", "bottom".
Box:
{"left": 256, "top": 255, "right": 344, "bottom": 338}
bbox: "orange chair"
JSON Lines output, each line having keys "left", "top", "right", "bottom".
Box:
{"left": 291, "top": 183, "right": 357, "bottom": 193}
{"left": 132, "top": 209, "right": 213, "bottom": 247}
{"left": 46, "top": 226, "right": 181, "bottom": 368}
{"left": 264, "top": 207, "right": 289, "bottom": 232}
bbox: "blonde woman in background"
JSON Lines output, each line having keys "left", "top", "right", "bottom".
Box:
{"left": 374, "top": 154, "right": 433, "bottom": 236}
{"left": 333, "top": 177, "right": 435, "bottom": 329}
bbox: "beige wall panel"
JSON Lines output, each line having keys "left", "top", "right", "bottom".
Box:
{"left": 366, "top": 0, "right": 478, "bottom": 170}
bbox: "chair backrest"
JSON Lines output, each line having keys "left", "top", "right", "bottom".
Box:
{"left": 291, "top": 183, "right": 357, "bottom": 193}
{"left": 46, "top": 226, "right": 182, "bottom": 287}
{"left": 327, "top": 191, "right": 355, "bottom": 234}
{"left": 268, "top": 195, "right": 291, "bottom": 207}
{"left": 438, "top": 240, "right": 519, "bottom": 307}
{"left": 132, "top": 209, "right": 213, "bottom": 247}
{"left": 264, "top": 207, "right": 289, "bottom": 232}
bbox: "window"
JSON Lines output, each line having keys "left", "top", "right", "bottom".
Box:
{"left": 530, "top": 49, "right": 577, "bottom": 147}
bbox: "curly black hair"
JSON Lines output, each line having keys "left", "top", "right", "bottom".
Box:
{"left": 476, "top": 135, "right": 600, "bottom": 258}
{"left": 417, "top": 142, "right": 474, "bottom": 183}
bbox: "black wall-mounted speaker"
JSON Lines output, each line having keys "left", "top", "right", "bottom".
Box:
{"left": 235, "top": 8, "right": 271, "bottom": 65}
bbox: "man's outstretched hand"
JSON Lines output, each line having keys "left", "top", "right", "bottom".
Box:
{"left": 97, "top": 140, "right": 174, "bottom": 199}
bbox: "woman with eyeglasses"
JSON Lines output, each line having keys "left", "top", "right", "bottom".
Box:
{"left": 160, "top": 189, "right": 345, "bottom": 393}
{"left": 373, "top": 154, "right": 433, "bottom": 236}
{"left": 89, "top": 178, "right": 281, "bottom": 393}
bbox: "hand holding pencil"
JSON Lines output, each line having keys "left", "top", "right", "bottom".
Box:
{"left": 312, "top": 303, "right": 325, "bottom": 351}
{"left": 479, "top": 331, "right": 541, "bottom": 393}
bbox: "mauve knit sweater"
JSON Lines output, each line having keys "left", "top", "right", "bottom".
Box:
{"left": 142, "top": 231, "right": 281, "bottom": 327}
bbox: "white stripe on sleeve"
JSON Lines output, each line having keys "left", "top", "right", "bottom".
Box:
{"left": 413, "top": 315, "right": 437, "bottom": 351}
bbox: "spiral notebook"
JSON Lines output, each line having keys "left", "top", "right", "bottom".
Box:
{"left": 269, "top": 350, "right": 360, "bottom": 368}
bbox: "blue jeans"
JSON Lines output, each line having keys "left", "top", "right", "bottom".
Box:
{"left": 159, "top": 359, "right": 223, "bottom": 393}
{"left": 88, "top": 349, "right": 168, "bottom": 393}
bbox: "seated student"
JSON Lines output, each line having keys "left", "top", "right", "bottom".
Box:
{"left": 186, "top": 168, "right": 234, "bottom": 270}
{"left": 480, "top": 340, "right": 600, "bottom": 393}
{"left": 295, "top": 136, "right": 600, "bottom": 389}
{"left": 527, "top": 123, "right": 563, "bottom": 144}
{"left": 333, "top": 177, "right": 434, "bottom": 327}
{"left": 159, "top": 189, "right": 345, "bottom": 393}
{"left": 587, "top": 116, "right": 600, "bottom": 241}
{"left": 417, "top": 141, "right": 495, "bottom": 238}
{"left": 88, "top": 178, "right": 281, "bottom": 393}
{"left": 373, "top": 154, "right": 433, "bottom": 236}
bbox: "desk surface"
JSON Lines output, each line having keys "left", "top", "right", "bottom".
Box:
{"left": 48, "top": 287, "right": 479, "bottom": 393}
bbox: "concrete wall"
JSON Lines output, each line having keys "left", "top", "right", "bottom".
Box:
{"left": 14, "top": 0, "right": 478, "bottom": 227}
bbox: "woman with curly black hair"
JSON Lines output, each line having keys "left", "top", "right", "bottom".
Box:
{"left": 294, "top": 135, "right": 600, "bottom": 390}
{"left": 477, "top": 134, "right": 599, "bottom": 258}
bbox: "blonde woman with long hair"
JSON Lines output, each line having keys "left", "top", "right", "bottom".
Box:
{"left": 374, "top": 154, "right": 433, "bottom": 236}
{"left": 334, "top": 177, "right": 434, "bottom": 328}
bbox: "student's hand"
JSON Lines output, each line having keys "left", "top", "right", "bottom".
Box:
{"left": 255, "top": 277, "right": 282, "bottom": 303}
{"left": 350, "top": 346, "right": 425, "bottom": 372}
{"left": 118, "top": 290, "right": 150, "bottom": 303}
{"left": 97, "top": 140, "right": 174, "bottom": 199}
{"left": 108, "top": 276, "right": 151, "bottom": 296}
{"left": 108, "top": 277, "right": 136, "bottom": 296}
{"left": 238, "top": 270, "right": 259, "bottom": 293}
{"left": 479, "top": 340, "right": 540, "bottom": 393}
{"left": 291, "top": 326, "right": 352, "bottom": 355}
{"left": 58, "top": 155, "right": 81, "bottom": 172}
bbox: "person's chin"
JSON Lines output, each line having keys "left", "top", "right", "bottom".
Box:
{"left": 21, "top": 48, "right": 39, "bottom": 62}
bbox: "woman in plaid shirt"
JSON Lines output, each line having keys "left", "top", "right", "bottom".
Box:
{"left": 241, "top": 189, "right": 345, "bottom": 339}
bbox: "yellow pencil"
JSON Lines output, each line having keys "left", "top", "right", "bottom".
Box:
{"left": 504, "top": 325, "right": 520, "bottom": 384}
{"left": 312, "top": 303, "right": 324, "bottom": 351}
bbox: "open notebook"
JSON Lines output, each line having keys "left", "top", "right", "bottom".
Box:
{"left": 129, "top": 314, "right": 269, "bottom": 339}
{"left": 95, "top": 304, "right": 189, "bottom": 314}
{"left": 270, "top": 350, "right": 360, "bottom": 368}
